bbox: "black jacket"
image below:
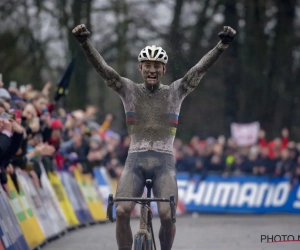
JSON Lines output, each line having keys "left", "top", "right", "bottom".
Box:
{"left": 0, "top": 132, "right": 23, "bottom": 169}
{"left": 0, "top": 133, "right": 12, "bottom": 161}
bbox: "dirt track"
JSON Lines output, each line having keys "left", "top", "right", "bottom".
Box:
{"left": 42, "top": 214, "right": 300, "bottom": 250}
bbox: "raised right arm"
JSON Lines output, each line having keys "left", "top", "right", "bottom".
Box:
{"left": 72, "top": 24, "right": 123, "bottom": 90}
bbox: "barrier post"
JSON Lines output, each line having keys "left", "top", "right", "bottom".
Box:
{"left": 47, "top": 171, "right": 80, "bottom": 227}
{"left": 0, "top": 185, "right": 30, "bottom": 250}
{"left": 74, "top": 169, "right": 107, "bottom": 221}
{"left": 6, "top": 175, "right": 45, "bottom": 249}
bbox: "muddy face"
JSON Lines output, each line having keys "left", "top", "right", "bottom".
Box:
{"left": 139, "top": 61, "right": 166, "bottom": 90}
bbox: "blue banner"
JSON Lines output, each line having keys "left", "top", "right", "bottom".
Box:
{"left": 58, "top": 171, "right": 93, "bottom": 223}
{"left": 176, "top": 173, "right": 300, "bottom": 214}
{"left": 93, "top": 168, "right": 116, "bottom": 217}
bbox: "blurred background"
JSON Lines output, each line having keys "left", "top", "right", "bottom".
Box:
{"left": 1, "top": 0, "right": 300, "bottom": 141}
{"left": 1, "top": 2, "right": 300, "bottom": 249}
{"left": 1, "top": 0, "right": 300, "bottom": 189}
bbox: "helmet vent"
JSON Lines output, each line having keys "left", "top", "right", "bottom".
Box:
{"left": 138, "top": 45, "right": 168, "bottom": 64}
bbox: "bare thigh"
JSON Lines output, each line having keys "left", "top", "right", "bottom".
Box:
{"left": 153, "top": 167, "right": 178, "bottom": 215}
{"left": 115, "top": 154, "right": 145, "bottom": 212}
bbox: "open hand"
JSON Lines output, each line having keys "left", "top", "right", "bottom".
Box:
{"left": 11, "top": 119, "right": 24, "bottom": 133}
{"left": 35, "top": 143, "right": 55, "bottom": 156}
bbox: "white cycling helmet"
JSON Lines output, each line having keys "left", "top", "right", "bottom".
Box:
{"left": 138, "top": 45, "right": 168, "bottom": 64}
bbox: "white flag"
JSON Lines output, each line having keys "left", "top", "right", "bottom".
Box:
{"left": 230, "top": 122, "right": 260, "bottom": 146}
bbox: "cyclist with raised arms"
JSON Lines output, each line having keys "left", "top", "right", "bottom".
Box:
{"left": 72, "top": 24, "right": 236, "bottom": 250}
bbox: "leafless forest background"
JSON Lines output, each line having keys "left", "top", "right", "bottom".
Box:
{"left": 1, "top": 0, "right": 300, "bottom": 141}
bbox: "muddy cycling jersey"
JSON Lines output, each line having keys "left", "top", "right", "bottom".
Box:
{"left": 116, "top": 79, "right": 194, "bottom": 155}
{"left": 80, "top": 40, "right": 227, "bottom": 155}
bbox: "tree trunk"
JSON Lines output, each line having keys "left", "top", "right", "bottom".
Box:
{"left": 222, "top": 0, "right": 240, "bottom": 132}
{"left": 264, "top": 0, "right": 296, "bottom": 137}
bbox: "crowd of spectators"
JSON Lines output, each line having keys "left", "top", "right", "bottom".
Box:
{"left": 174, "top": 128, "right": 300, "bottom": 188}
{"left": 1, "top": 80, "right": 300, "bottom": 199}
{"left": 0, "top": 80, "right": 128, "bottom": 198}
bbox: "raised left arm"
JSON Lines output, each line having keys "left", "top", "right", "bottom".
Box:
{"left": 182, "top": 26, "right": 236, "bottom": 89}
